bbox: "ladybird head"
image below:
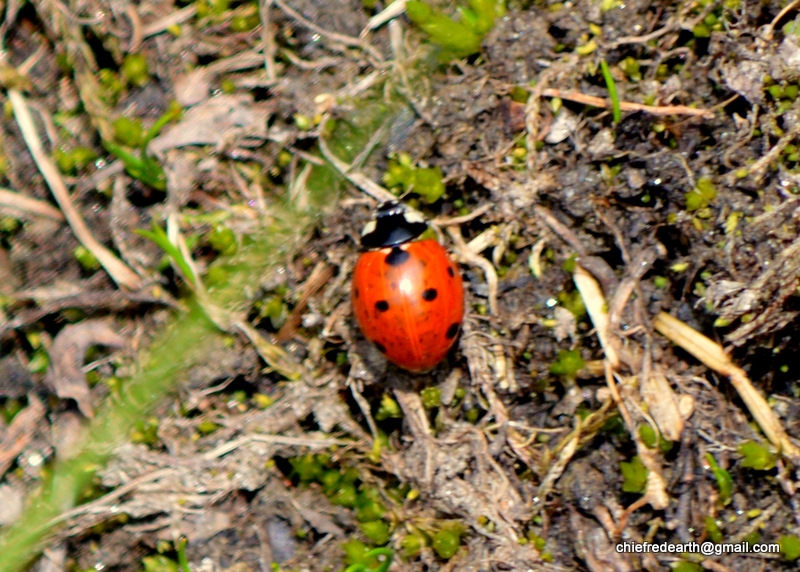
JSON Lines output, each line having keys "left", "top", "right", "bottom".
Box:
{"left": 360, "top": 200, "right": 428, "bottom": 249}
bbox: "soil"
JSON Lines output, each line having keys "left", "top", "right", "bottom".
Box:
{"left": 2, "top": 0, "right": 800, "bottom": 571}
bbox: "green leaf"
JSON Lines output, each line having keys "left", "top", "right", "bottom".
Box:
{"left": 135, "top": 222, "right": 197, "bottom": 286}
{"left": 620, "top": 456, "right": 648, "bottom": 493}
{"left": 737, "top": 440, "right": 777, "bottom": 471}
{"left": 705, "top": 453, "right": 732, "bottom": 505}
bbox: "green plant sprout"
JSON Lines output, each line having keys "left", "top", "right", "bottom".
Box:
{"left": 405, "top": 0, "right": 505, "bottom": 59}
{"left": 706, "top": 453, "right": 732, "bottom": 505}
{"left": 103, "top": 102, "right": 182, "bottom": 190}
{"left": 600, "top": 60, "right": 621, "bottom": 124}
{"left": 136, "top": 221, "right": 198, "bottom": 288}
{"left": 549, "top": 348, "right": 585, "bottom": 378}
{"left": 176, "top": 536, "right": 191, "bottom": 572}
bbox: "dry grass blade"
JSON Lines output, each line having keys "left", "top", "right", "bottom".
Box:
{"left": 0, "top": 188, "right": 64, "bottom": 221}
{"left": 8, "top": 89, "right": 143, "bottom": 291}
{"left": 653, "top": 312, "right": 800, "bottom": 464}
{"left": 574, "top": 265, "right": 671, "bottom": 510}
{"left": 639, "top": 366, "right": 684, "bottom": 442}
{"left": 533, "top": 419, "right": 580, "bottom": 509}
{"left": 316, "top": 114, "right": 397, "bottom": 205}
{"left": 447, "top": 226, "right": 498, "bottom": 314}
{"left": 573, "top": 264, "right": 619, "bottom": 368}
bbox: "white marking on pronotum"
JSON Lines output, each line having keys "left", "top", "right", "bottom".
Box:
{"left": 361, "top": 220, "right": 377, "bottom": 237}
{"left": 403, "top": 210, "right": 425, "bottom": 225}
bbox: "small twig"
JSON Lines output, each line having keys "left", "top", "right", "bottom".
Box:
{"left": 203, "top": 433, "right": 351, "bottom": 460}
{"left": 316, "top": 115, "right": 396, "bottom": 204}
{"left": 124, "top": 4, "right": 144, "bottom": 53}
{"left": 541, "top": 88, "right": 713, "bottom": 118}
{"left": 607, "top": 22, "right": 677, "bottom": 47}
{"left": 259, "top": 0, "right": 278, "bottom": 82}
{"left": 142, "top": 5, "right": 197, "bottom": 37}
{"left": 276, "top": 262, "right": 334, "bottom": 342}
{"left": 534, "top": 204, "right": 587, "bottom": 256}
{"left": 765, "top": 0, "right": 800, "bottom": 40}
{"left": 0, "top": 188, "right": 64, "bottom": 221}
{"left": 525, "top": 70, "right": 551, "bottom": 176}
{"left": 0, "top": 395, "right": 46, "bottom": 478}
{"left": 432, "top": 203, "right": 492, "bottom": 226}
{"left": 8, "top": 89, "right": 143, "bottom": 291}
{"left": 363, "top": 0, "right": 407, "bottom": 33}
{"left": 447, "top": 226, "right": 498, "bottom": 315}
{"left": 574, "top": 265, "right": 620, "bottom": 370}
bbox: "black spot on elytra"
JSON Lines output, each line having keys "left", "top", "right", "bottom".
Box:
{"left": 445, "top": 322, "right": 460, "bottom": 339}
{"left": 374, "top": 341, "right": 387, "bottom": 353}
{"left": 385, "top": 247, "right": 410, "bottom": 266}
{"left": 447, "top": 267, "right": 455, "bottom": 277}
{"left": 354, "top": 288, "right": 360, "bottom": 299}
{"left": 375, "top": 300, "right": 389, "bottom": 312}
{"left": 422, "top": 288, "right": 438, "bottom": 301}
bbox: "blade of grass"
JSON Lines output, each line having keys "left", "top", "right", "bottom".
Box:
{"left": 600, "top": 60, "right": 621, "bottom": 124}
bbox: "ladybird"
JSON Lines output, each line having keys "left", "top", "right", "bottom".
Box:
{"left": 351, "top": 201, "right": 464, "bottom": 373}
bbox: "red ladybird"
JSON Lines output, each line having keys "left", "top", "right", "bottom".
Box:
{"left": 351, "top": 201, "right": 464, "bottom": 373}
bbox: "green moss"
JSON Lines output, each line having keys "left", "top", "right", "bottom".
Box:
{"left": 685, "top": 177, "right": 716, "bottom": 211}
{"left": 432, "top": 527, "right": 462, "bottom": 559}
{"left": 638, "top": 424, "right": 657, "bottom": 448}
{"left": 55, "top": 146, "right": 97, "bottom": 173}
{"left": 142, "top": 554, "right": 180, "bottom": 572}
{"left": 196, "top": 421, "right": 220, "bottom": 435}
{"left": 400, "top": 532, "right": 425, "bottom": 557}
{"left": 360, "top": 520, "right": 391, "bottom": 545}
{"left": 671, "top": 561, "right": 703, "bottom": 572}
{"left": 620, "top": 456, "right": 648, "bottom": 493}
{"left": 74, "top": 246, "right": 101, "bottom": 271}
{"left": 549, "top": 349, "right": 585, "bottom": 377}
{"left": 231, "top": 4, "right": 260, "bottom": 32}
{"left": 112, "top": 117, "right": 144, "bottom": 147}
{"left": 342, "top": 539, "right": 376, "bottom": 568}
{"left": 619, "top": 56, "right": 642, "bottom": 82}
{"left": 737, "top": 440, "right": 776, "bottom": 471}
{"left": 376, "top": 393, "right": 402, "bottom": 420}
{"left": 383, "top": 154, "right": 445, "bottom": 203}
{"left": 420, "top": 387, "right": 442, "bottom": 409}
{"left": 208, "top": 225, "right": 238, "bottom": 256}
{"left": 121, "top": 53, "right": 150, "bottom": 87}
{"left": 780, "top": 535, "right": 800, "bottom": 561}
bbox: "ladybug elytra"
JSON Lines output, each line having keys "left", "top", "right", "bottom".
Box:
{"left": 351, "top": 201, "right": 465, "bottom": 373}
